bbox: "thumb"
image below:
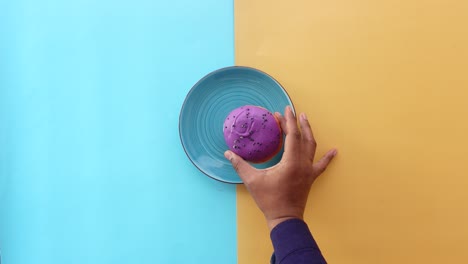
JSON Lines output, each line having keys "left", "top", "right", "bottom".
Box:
{"left": 224, "top": 150, "right": 256, "bottom": 183}
{"left": 313, "top": 148, "right": 338, "bottom": 175}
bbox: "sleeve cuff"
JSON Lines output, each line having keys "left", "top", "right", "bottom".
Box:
{"left": 270, "top": 218, "right": 325, "bottom": 264}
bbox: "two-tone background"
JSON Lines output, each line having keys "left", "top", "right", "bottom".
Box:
{"left": 1, "top": 0, "right": 467, "bottom": 263}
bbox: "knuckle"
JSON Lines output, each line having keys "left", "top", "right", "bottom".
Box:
{"left": 315, "top": 165, "right": 326, "bottom": 175}
{"left": 306, "top": 138, "right": 317, "bottom": 147}
{"left": 319, "top": 165, "right": 327, "bottom": 173}
{"left": 232, "top": 160, "right": 241, "bottom": 173}
{"left": 293, "top": 130, "right": 301, "bottom": 140}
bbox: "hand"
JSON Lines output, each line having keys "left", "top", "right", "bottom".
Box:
{"left": 224, "top": 106, "right": 337, "bottom": 230}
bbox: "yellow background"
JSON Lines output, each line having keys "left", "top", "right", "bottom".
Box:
{"left": 236, "top": 0, "right": 468, "bottom": 263}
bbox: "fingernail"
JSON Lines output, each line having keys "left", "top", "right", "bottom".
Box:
{"left": 224, "top": 151, "right": 232, "bottom": 160}
{"left": 291, "top": 107, "right": 296, "bottom": 117}
{"left": 300, "top": 113, "right": 307, "bottom": 120}
{"left": 332, "top": 149, "right": 338, "bottom": 156}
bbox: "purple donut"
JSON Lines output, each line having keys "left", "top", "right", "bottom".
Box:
{"left": 223, "top": 105, "right": 283, "bottom": 163}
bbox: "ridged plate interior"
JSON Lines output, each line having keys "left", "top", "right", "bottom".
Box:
{"left": 179, "top": 66, "right": 294, "bottom": 184}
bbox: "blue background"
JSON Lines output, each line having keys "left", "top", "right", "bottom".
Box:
{"left": 0, "top": 0, "right": 236, "bottom": 263}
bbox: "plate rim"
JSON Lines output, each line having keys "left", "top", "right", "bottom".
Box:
{"left": 179, "top": 65, "right": 295, "bottom": 184}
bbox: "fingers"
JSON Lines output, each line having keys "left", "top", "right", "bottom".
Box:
{"left": 283, "top": 106, "right": 301, "bottom": 159}
{"left": 274, "top": 112, "right": 286, "bottom": 133}
{"left": 312, "top": 148, "right": 338, "bottom": 175}
{"left": 299, "top": 113, "right": 317, "bottom": 160}
{"left": 224, "top": 150, "right": 256, "bottom": 184}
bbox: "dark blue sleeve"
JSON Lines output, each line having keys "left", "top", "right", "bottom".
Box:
{"left": 270, "top": 218, "right": 327, "bottom": 264}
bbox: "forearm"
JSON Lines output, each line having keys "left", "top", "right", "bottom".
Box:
{"left": 270, "top": 218, "right": 327, "bottom": 264}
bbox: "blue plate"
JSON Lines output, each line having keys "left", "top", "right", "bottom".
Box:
{"left": 179, "top": 66, "right": 294, "bottom": 184}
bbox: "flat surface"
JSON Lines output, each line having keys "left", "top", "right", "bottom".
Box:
{"left": 180, "top": 66, "right": 294, "bottom": 183}
{"left": 0, "top": 1, "right": 236, "bottom": 263}
{"left": 236, "top": 0, "right": 468, "bottom": 263}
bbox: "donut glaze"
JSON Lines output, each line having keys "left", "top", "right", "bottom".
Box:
{"left": 223, "top": 105, "right": 283, "bottom": 163}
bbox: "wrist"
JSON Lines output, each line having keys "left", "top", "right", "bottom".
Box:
{"left": 267, "top": 216, "right": 303, "bottom": 231}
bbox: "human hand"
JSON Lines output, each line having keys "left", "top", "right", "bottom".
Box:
{"left": 224, "top": 106, "right": 337, "bottom": 230}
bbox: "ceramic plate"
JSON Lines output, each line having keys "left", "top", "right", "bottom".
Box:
{"left": 179, "top": 66, "right": 294, "bottom": 184}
